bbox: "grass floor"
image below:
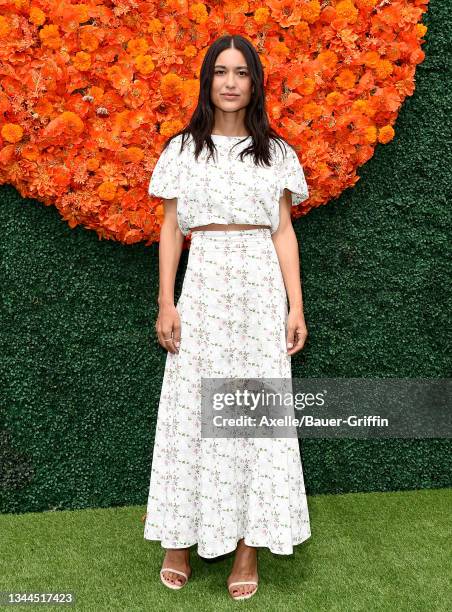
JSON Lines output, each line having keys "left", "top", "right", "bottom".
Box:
{"left": 1, "top": 488, "right": 450, "bottom": 611}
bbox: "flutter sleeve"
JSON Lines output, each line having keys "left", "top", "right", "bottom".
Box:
{"left": 148, "top": 136, "right": 181, "bottom": 199}
{"left": 279, "top": 144, "right": 309, "bottom": 206}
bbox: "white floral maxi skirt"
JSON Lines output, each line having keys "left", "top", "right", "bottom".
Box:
{"left": 144, "top": 228, "right": 311, "bottom": 558}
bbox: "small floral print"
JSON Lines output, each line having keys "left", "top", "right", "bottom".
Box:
{"left": 148, "top": 135, "right": 309, "bottom": 237}
{"left": 144, "top": 229, "right": 311, "bottom": 558}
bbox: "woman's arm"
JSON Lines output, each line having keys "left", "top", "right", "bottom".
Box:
{"left": 155, "top": 199, "right": 185, "bottom": 353}
{"left": 157, "top": 199, "right": 185, "bottom": 305}
{"left": 271, "top": 189, "right": 308, "bottom": 355}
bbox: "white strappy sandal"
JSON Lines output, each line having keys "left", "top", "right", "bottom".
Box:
{"left": 227, "top": 579, "right": 259, "bottom": 600}
{"left": 160, "top": 567, "right": 191, "bottom": 590}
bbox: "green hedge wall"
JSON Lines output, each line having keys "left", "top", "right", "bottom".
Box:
{"left": 1, "top": 6, "right": 450, "bottom": 513}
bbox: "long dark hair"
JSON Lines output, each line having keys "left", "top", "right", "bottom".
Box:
{"left": 158, "top": 34, "right": 291, "bottom": 167}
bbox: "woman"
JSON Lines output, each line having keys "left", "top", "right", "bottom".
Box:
{"left": 144, "top": 34, "right": 311, "bottom": 601}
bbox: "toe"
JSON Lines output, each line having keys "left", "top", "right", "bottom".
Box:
{"left": 164, "top": 571, "right": 176, "bottom": 584}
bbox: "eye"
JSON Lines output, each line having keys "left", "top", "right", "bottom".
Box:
{"left": 214, "top": 70, "right": 249, "bottom": 76}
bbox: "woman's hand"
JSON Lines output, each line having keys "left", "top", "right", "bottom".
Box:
{"left": 155, "top": 302, "right": 181, "bottom": 354}
{"left": 286, "top": 307, "right": 308, "bottom": 356}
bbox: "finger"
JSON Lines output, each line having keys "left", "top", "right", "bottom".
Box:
{"left": 288, "top": 331, "right": 307, "bottom": 355}
{"left": 295, "top": 330, "right": 307, "bottom": 349}
{"left": 167, "top": 321, "right": 181, "bottom": 353}
{"left": 162, "top": 331, "right": 177, "bottom": 353}
{"left": 286, "top": 327, "right": 295, "bottom": 351}
{"left": 166, "top": 340, "right": 178, "bottom": 354}
{"left": 156, "top": 325, "right": 166, "bottom": 350}
{"left": 162, "top": 325, "right": 182, "bottom": 354}
{"left": 172, "top": 321, "right": 181, "bottom": 349}
{"left": 157, "top": 332, "right": 168, "bottom": 350}
{"left": 155, "top": 320, "right": 163, "bottom": 346}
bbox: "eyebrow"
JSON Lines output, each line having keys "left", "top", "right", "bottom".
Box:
{"left": 214, "top": 65, "right": 249, "bottom": 69}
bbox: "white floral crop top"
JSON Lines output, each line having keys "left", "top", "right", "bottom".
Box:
{"left": 148, "top": 133, "right": 309, "bottom": 236}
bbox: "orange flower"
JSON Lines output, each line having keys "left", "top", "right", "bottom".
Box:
{"left": 355, "top": 0, "right": 377, "bottom": 9}
{"left": 34, "top": 99, "right": 54, "bottom": 117}
{"left": 363, "top": 125, "right": 377, "bottom": 144}
{"left": 39, "top": 24, "right": 61, "bottom": 49}
{"left": 267, "top": 1, "right": 304, "bottom": 28}
{"left": 362, "top": 51, "right": 380, "bottom": 69}
{"left": 1, "top": 123, "right": 23, "bottom": 143}
{"left": 73, "top": 51, "right": 91, "bottom": 71}
{"left": 155, "top": 204, "right": 165, "bottom": 224}
{"left": 335, "top": 69, "right": 356, "bottom": 89}
{"left": 182, "top": 79, "right": 200, "bottom": 99}
{"left": 375, "top": 60, "right": 393, "bottom": 80}
{"left": 254, "top": 8, "right": 270, "bottom": 26}
{"left": 335, "top": 1, "right": 359, "bottom": 23}
{"left": 21, "top": 143, "right": 40, "bottom": 161}
{"left": 183, "top": 45, "right": 197, "bottom": 58}
{"left": 29, "top": 7, "right": 46, "bottom": 26}
{"left": 14, "top": 0, "right": 29, "bottom": 12}
{"left": 127, "top": 38, "right": 150, "bottom": 57}
{"left": 79, "top": 27, "right": 100, "bottom": 52}
{"left": 123, "top": 81, "right": 149, "bottom": 109}
{"left": 296, "top": 77, "right": 316, "bottom": 96}
{"left": 299, "top": 0, "right": 321, "bottom": 24}
{"left": 378, "top": 125, "right": 395, "bottom": 144}
{"left": 325, "top": 91, "right": 343, "bottom": 107}
{"left": 123, "top": 147, "right": 145, "bottom": 163}
{"left": 159, "top": 119, "right": 185, "bottom": 138}
{"left": 270, "top": 41, "right": 290, "bottom": 60}
{"left": 73, "top": 4, "right": 90, "bottom": 24}
{"left": 61, "top": 112, "right": 84, "bottom": 135}
{"left": 147, "top": 19, "right": 164, "bottom": 34}
{"left": 302, "top": 102, "right": 322, "bottom": 121}
{"left": 135, "top": 55, "right": 155, "bottom": 75}
{"left": 98, "top": 182, "right": 117, "bottom": 201}
{"left": 0, "top": 15, "right": 11, "bottom": 37}
{"left": 0, "top": 0, "right": 430, "bottom": 246}
{"left": 293, "top": 21, "right": 311, "bottom": 42}
{"left": 160, "top": 73, "right": 183, "bottom": 98}
{"left": 107, "top": 65, "right": 134, "bottom": 95}
{"left": 351, "top": 99, "right": 374, "bottom": 118}
{"left": 416, "top": 24, "right": 427, "bottom": 38}
{"left": 188, "top": 3, "right": 209, "bottom": 25}
{"left": 87, "top": 158, "right": 100, "bottom": 171}
{"left": 0, "top": 145, "right": 16, "bottom": 164}
{"left": 317, "top": 50, "right": 338, "bottom": 71}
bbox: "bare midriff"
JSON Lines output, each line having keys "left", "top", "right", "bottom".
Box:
{"left": 190, "top": 223, "right": 271, "bottom": 232}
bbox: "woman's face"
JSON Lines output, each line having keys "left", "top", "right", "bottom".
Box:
{"left": 210, "top": 48, "right": 253, "bottom": 112}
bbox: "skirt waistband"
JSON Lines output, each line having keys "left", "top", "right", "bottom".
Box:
{"left": 190, "top": 227, "right": 271, "bottom": 243}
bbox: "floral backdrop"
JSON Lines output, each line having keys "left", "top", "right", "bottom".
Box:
{"left": 0, "top": 0, "right": 429, "bottom": 247}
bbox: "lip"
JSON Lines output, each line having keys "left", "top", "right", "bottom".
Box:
{"left": 221, "top": 94, "right": 239, "bottom": 98}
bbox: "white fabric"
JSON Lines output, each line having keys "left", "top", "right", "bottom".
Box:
{"left": 148, "top": 134, "right": 309, "bottom": 236}
{"left": 144, "top": 229, "right": 311, "bottom": 558}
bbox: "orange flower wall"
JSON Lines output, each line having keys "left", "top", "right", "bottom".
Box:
{"left": 0, "top": 0, "right": 429, "bottom": 247}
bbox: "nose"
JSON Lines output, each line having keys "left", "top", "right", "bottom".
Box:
{"left": 226, "top": 73, "right": 236, "bottom": 88}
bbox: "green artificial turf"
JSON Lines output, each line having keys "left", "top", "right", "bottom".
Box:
{"left": 1, "top": 488, "right": 450, "bottom": 611}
